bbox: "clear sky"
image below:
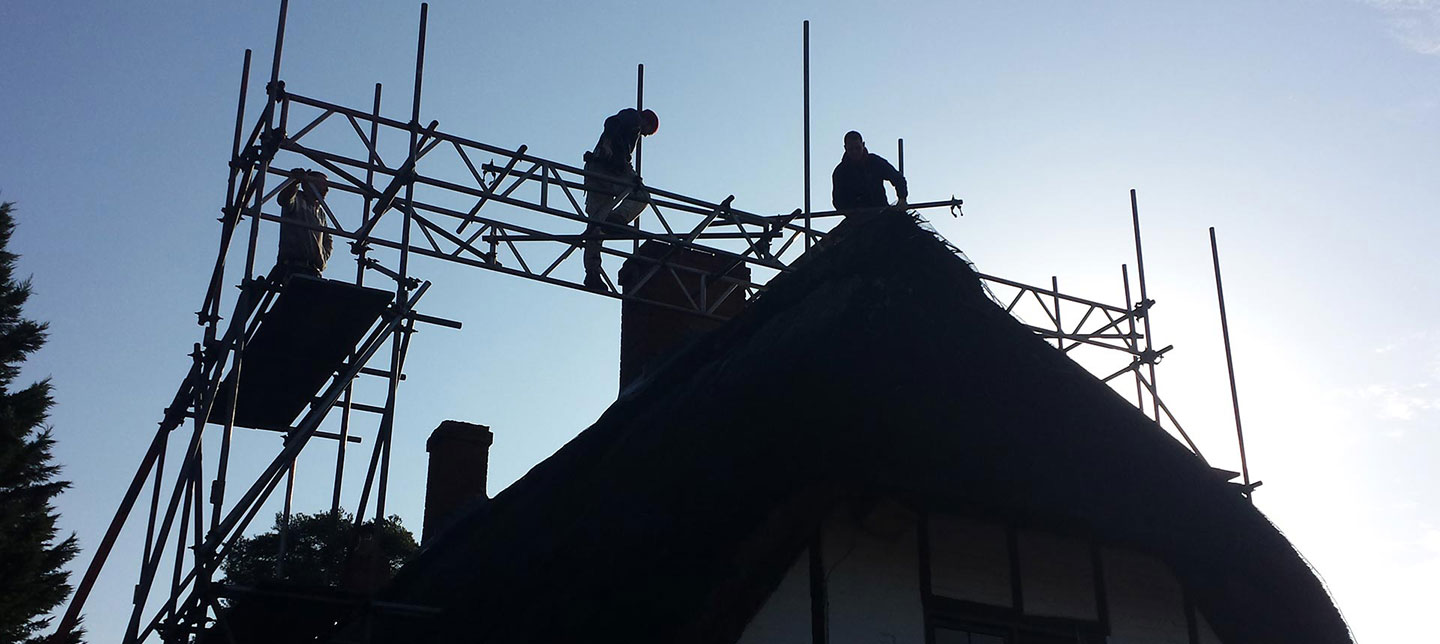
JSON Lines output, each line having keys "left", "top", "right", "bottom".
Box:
{"left": 2, "top": 1, "right": 1437, "bottom": 642}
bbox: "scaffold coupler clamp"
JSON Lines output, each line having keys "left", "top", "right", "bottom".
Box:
{"left": 1138, "top": 344, "right": 1172, "bottom": 366}
{"left": 950, "top": 196, "right": 963, "bottom": 218}
{"left": 1133, "top": 298, "right": 1155, "bottom": 319}
{"left": 758, "top": 224, "right": 776, "bottom": 261}
{"left": 259, "top": 127, "right": 285, "bottom": 160}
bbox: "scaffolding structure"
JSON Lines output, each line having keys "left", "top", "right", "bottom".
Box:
{"left": 53, "top": 3, "right": 1251, "bottom": 643}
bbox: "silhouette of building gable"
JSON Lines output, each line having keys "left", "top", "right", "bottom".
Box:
{"left": 376, "top": 214, "right": 1350, "bottom": 644}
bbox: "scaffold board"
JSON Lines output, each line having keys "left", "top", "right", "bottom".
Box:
{"left": 212, "top": 274, "right": 394, "bottom": 430}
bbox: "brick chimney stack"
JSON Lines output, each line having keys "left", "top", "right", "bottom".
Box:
{"left": 422, "top": 420, "right": 493, "bottom": 543}
{"left": 617, "top": 240, "right": 750, "bottom": 390}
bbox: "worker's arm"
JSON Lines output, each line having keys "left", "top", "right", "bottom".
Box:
{"left": 278, "top": 167, "right": 309, "bottom": 205}
{"left": 831, "top": 166, "right": 844, "bottom": 210}
{"left": 877, "top": 156, "right": 908, "bottom": 205}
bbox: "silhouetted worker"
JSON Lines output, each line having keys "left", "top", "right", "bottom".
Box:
{"left": 831, "top": 130, "right": 907, "bottom": 215}
{"left": 583, "top": 108, "right": 659, "bottom": 290}
{"left": 276, "top": 168, "right": 333, "bottom": 279}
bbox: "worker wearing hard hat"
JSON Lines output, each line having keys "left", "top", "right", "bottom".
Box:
{"left": 582, "top": 108, "right": 660, "bottom": 290}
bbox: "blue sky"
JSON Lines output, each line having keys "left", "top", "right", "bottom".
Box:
{"left": 2, "top": 1, "right": 1437, "bottom": 641}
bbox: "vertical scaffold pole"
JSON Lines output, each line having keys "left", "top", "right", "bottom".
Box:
{"left": 379, "top": 2, "right": 427, "bottom": 520}
{"left": 143, "top": 433, "right": 168, "bottom": 573}
{"left": 269, "top": 0, "right": 288, "bottom": 89}
{"left": 335, "top": 83, "right": 382, "bottom": 513}
{"left": 206, "top": 47, "right": 253, "bottom": 344}
{"left": 635, "top": 64, "right": 645, "bottom": 177}
{"left": 1121, "top": 264, "right": 1142, "bottom": 408}
{"left": 897, "top": 138, "right": 904, "bottom": 176}
{"left": 802, "top": 20, "right": 811, "bottom": 249}
{"left": 226, "top": 50, "right": 252, "bottom": 233}
{"left": 1130, "top": 189, "right": 1158, "bottom": 421}
{"left": 246, "top": 0, "right": 289, "bottom": 283}
{"left": 212, "top": 50, "right": 253, "bottom": 533}
{"left": 124, "top": 401, "right": 209, "bottom": 643}
{"left": 187, "top": 474, "right": 205, "bottom": 633}
{"left": 165, "top": 473, "right": 194, "bottom": 636}
{"left": 277, "top": 459, "right": 296, "bottom": 577}
{"left": 1052, "top": 276, "right": 1062, "bottom": 350}
{"left": 169, "top": 370, "right": 207, "bottom": 636}
{"left": 1210, "top": 227, "right": 1252, "bottom": 498}
{"left": 634, "top": 63, "right": 644, "bottom": 252}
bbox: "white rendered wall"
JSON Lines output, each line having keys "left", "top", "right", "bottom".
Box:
{"left": 735, "top": 548, "right": 812, "bottom": 644}
{"left": 928, "top": 513, "right": 1011, "bottom": 607}
{"left": 1017, "top": 529, "right": 1096, "bottom": 621}
{"left": 735, "top": 509, "right": 1220, "bottom": 644}
{"left": 1102, "top": 547, "right": 1190, "bottom": 644}
{"left": 823, "top": 503, "right": 926, "bottom": 644}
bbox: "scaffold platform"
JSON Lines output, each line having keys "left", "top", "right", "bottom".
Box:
{"left": 213, "top": 274, "right": 394, "bottom": 430}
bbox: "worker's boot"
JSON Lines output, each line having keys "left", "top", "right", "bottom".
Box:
{"left": 584, "top": 269, "right": 606, "bottom": 291}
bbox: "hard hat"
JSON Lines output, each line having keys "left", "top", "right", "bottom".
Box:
{"left": 641, "top": 109, "right": 659, "bottom": 135}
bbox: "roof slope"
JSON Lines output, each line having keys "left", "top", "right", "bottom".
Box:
{"left": 378, "top": 213, "right": 1350, "bottom": 644}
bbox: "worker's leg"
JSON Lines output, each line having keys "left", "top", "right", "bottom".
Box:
{"left": 582, "top": 219, "right": 606, "bottom": 286}
{"left": 582, "top": 172, "right": 618, "bottom": 287}
{"left": 582, "top": 167, "right": 646, "bottom": 289}
{"left": 613, "top": 182, "right": 649, "bottom": 225}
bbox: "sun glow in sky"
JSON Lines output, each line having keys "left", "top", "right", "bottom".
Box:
{"left": 2, "top": 1, "right": 1438, "bottom": 641}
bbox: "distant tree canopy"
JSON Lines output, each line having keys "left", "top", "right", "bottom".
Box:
{"left": 220, "top": 509, "right": 416, "bottom": 590}
{"left": 0, "top": 201, "right": 82, "bottom": 644}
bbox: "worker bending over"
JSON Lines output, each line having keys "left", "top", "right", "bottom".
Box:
{"left": 582, "top": 108, "right": 659, "bottom": 290}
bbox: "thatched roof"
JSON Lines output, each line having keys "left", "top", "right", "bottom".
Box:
{"left": 376, "top": 213, "right": 1351, "bottom": 644}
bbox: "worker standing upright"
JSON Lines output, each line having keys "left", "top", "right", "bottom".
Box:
{"left": 831, "top": 130, "right": 907, "bottom": 215}
{"left": 276, "top": 168, "right": 333, "bottom": 279}
{"left": 582, "top": 108, "right": 659, "bottom": 290}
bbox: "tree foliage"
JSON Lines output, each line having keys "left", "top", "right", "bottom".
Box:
{"left": 220, "top": 509, "right": 416, "bottom": 590}
{"left": 215, "top": 510, "right": 416, "bottom": 644}
{"left": 0, "top": 201, "right": 82, "bottom": 643}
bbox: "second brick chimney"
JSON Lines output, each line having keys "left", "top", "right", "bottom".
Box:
{"left": 422, "top": 420, "right": 492, "bottom": 543}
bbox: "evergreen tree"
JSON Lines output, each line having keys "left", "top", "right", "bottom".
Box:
{"left": 0, "top": 201, "right": 81, "bottom": 643}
